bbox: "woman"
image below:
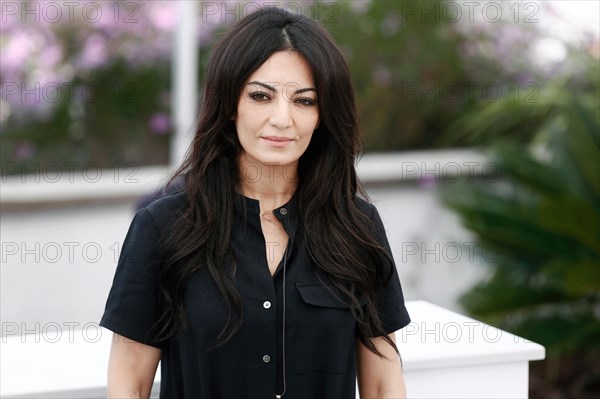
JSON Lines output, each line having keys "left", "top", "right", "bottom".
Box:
{"left": 101, "top": 6, "right": 410, "bottom": 399}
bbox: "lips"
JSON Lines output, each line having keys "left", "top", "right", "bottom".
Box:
{"left": 261, "top": 136, "right": 294, "bottom": 148}
{"left": 262, "top": 136, "right": 293, "bottom": 142}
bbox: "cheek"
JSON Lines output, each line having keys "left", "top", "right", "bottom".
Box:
{"left": 300, "top": 113, "right": 320, "bottom": 136}
{"left": 235, "top": 106, "right": 258, "bottom": 134}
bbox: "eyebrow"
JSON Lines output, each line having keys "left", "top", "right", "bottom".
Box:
{"left": 246, "top": 81, "right": 317, "bottom": 95}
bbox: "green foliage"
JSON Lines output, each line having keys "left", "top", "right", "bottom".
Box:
{"left": 440, "top": 58, "right": 600, "bottom": 393}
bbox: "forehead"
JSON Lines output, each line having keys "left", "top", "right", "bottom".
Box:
{"left": 246, "top": 51, "right": 314, "bottom": 88}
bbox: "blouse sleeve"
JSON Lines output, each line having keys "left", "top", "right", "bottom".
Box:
{"left": 370, "top": 205, "right": 411, "bottom": 335}
{"left": 100, "top": 207, "right": 165, "bottom": 348}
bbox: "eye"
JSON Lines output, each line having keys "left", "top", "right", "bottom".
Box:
{"left": 295, "top": 98, "right": 316, "bottom": 106}
{"left": 249, "top": 91, "right": 270, "bottom": 101}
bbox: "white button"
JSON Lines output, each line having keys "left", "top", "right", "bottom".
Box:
{"left": 279, "top": 208, "right": 288, "bottom": 215}
{"left": 262, "top": 354, "right": 271, "bottom": 363}
{"left": 263, "top": 301, "right": 271, "bottom": 309}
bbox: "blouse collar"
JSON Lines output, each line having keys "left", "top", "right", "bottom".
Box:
{"left": 234, "top": 191, "right": 299, "bottom": 244}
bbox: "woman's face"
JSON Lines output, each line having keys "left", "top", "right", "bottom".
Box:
{"left": 233, "top": 51, "right": 320, "bottom": 169}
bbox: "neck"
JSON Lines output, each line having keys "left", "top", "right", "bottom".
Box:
{"left": 238, "top": 155, "right": 298, "bottom": 212}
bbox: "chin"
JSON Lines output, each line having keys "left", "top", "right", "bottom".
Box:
{"left": 262, "top": 158, "right": 296, "bottom": 167}
{"left": 254, "top": 154, "right": 299, "bottom": 167}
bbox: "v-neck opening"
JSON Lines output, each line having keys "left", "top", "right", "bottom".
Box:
{"left": 271, "top": 239, "right": 290, "bottom": 280}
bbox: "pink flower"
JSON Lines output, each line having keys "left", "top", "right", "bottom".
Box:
{"left": 148, "top": 2, "right": 177, "bottom": 32}
{"left": 13, "top": 141, "right": 36, "bottom": 161}
{"left": 148, "top": 112, "right": 170, "bottom": 135}
{"left": 77, "top": 33, "right": 108, "bottom": 70}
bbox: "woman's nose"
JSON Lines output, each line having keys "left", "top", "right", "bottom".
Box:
{"left": 269, "top": 98, "right": 293, "bottom": 129}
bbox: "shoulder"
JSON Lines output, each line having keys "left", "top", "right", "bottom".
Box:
{"left": 138, "top": 190, "right": 188, "bottom": 232}
{"left": 353, "top": 195, "right": 378, "bottom": 221}
{"left": 352, "top": 196, "right": 389, "bottom": 242}
{"left": 143, "top": 189, "right": 187, "bottom": 213}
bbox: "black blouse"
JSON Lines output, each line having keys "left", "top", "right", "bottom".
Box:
{"left": 100, "top": 191, "right": 410, "bottom": 398}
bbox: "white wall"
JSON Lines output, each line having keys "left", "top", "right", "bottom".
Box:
{"left": 1, "top": 202, "right": 135, "bottom": 334}
{"left": 367, "top": 184, "right": 489, "bottom": 311}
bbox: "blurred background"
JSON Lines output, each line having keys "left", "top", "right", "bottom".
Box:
{"left": 1, "top": 0, "right": 598, "bottom": 397}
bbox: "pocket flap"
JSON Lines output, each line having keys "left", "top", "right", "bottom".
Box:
{"left": 296, "top": 283, "right": 367, "bottom": 309}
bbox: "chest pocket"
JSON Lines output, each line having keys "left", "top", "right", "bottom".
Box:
{"left": 294, "top": 282, "right": 365, "bottom": 374}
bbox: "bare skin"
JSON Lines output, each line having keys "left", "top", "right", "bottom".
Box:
{"left": 259, "top": 209, "right": 289, "bottom": 276}
{"left": 106, "top": 334, "right": 160, "bottom": 398}
{"left": 357, "top": 333, "right": 407, "bottom": 398}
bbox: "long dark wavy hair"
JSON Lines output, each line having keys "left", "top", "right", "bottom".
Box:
{"left": 155, "top": 7, "right": 398, "bottom": 357}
